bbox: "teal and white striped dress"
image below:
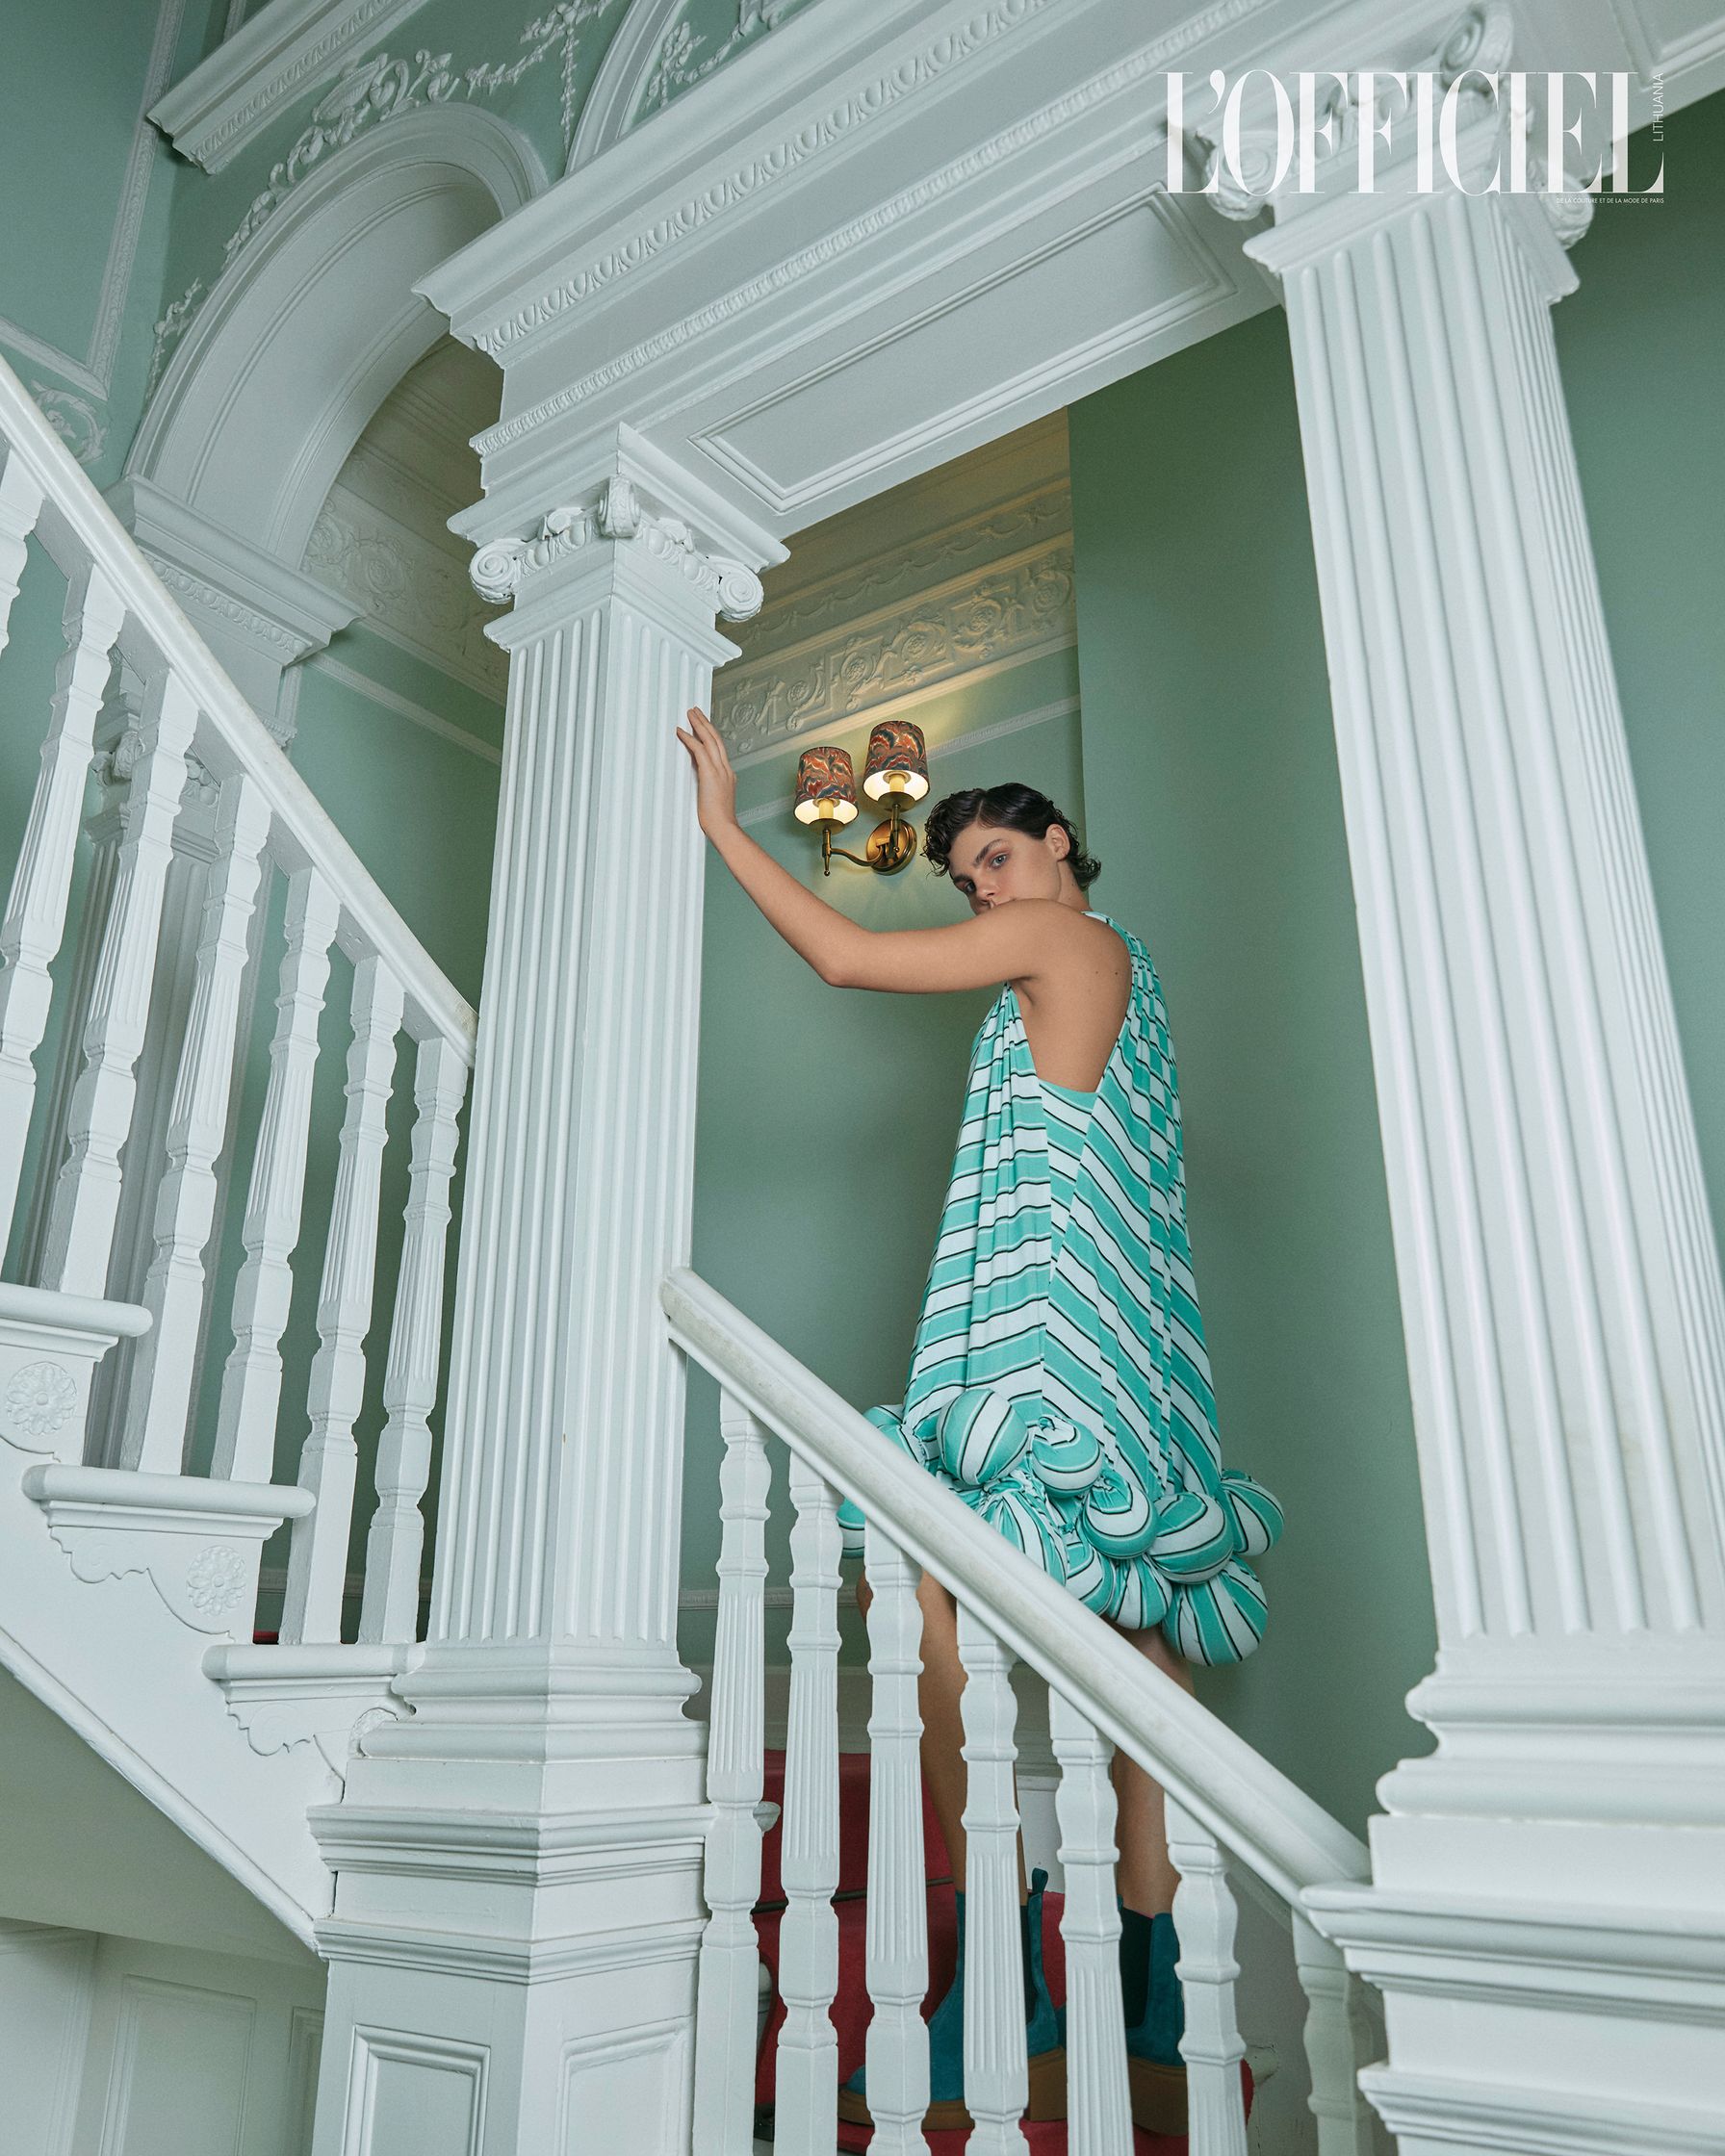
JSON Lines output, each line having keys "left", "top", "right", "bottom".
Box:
{"left": 845, "top": 911, "right": 1281, "bottom": 1665}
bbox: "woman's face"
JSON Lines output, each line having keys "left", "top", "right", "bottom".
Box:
{"left": 946, "top": 819, "right": 1069, "bottom": 913}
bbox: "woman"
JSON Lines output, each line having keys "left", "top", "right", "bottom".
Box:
{"left": 677, "top": 708, "right": 1280, "bottom": 2134}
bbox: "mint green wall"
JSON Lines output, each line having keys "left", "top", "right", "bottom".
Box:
{"left": 0, "top": 0, "right": 223, "bottom": 484}
{"left": 1068, "top": 315, "right": 1434, "bottom": 1835}
{"left": 682, "top": 652, "right": 1082, "bottom": 1662}
{"left": 1557, "top": 90, "right": 1725, "bottom": 1242}
{"left": 1066, "top": 97, "right": 1725, "bottom": 1835}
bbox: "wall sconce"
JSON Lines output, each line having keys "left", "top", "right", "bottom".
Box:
{"left": 794, "top": 722, "right": 928, "bottom": 877}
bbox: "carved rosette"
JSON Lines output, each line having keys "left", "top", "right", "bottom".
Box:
{"left": 467, "top": 479, "right": 763, "bottom": 623}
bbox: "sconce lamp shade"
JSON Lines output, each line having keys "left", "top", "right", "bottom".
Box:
{"left": 793, "top": 744, "right": 860, "bottom": 825}
{"left": 862, "top": 719, "right": 930, "bottom": 802}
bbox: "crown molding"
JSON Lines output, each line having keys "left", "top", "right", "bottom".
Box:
{"left": 148, "top": 0, "right": 435, "bottom": 173}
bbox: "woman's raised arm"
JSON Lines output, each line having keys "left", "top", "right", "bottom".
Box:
{"left": 676, "top": 706, "right": 1074, "bottom": 994}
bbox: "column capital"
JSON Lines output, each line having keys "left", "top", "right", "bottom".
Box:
{"left": 1189, "top": 3, "right": 1593, "bottom": 280}
{"left": 464, "top": 425, "right": 782, "bottom": 638}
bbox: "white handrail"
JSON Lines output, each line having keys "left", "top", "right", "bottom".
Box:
{"left": 662, "top": 1268, "right": 1369, "bottom": 1910}
{"left": 0, "top": 357, "right": 475, "bottom": 1059}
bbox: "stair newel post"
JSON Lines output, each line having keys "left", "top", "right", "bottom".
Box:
{"left": 357, "top": 1031, "right": 467, "bottom": 1643}
{"left": 1291, "top": 1914, "right": 1381, "bottom": 2156}
{"left": 1047, "top": 1688, "right": 1132, "bottom": 2155}
{"left": 693, "top": 1390, "right": 772, "bottom": 2154}
{"left": 1165, "top": 1797, "right": 1248, "bottom": 2156}
{"left": 954, "top": 1602, "right": 1030, "bottom": 2151}
{"left": 861, "top": 1517, "right": 932, "bottom": 2156}
{"left": 120, "top": 771, "right": 270, "bottom": 1473}
{"left": 39, "top": 660, "right": 196, "bottom": 1302}
{"left": 0, "top": 558, "right": 126, "bottom": 1249}
{"left": 306, "top": 443, "right": 779, "bottom": 2156}
{"left": 210, "top": 866, "right": 341, "bottom": 1482}
{"left": 280, "top": 951, "right": 403, "bottom": 1644}
{"left": 0, "top": 445, "right": 45, "bottom": 655}
{"left": 775, "top": 1452, "right": 843, "bottom": 2155}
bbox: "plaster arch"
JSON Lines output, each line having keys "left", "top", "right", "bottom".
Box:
{"left": 127, "top": 104, "right": 546, "bottom": 569}
{"left": 569, "top": 0, "right": 793, "bottom": 172}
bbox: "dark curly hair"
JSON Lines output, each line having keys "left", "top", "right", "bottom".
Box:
{"left": 923, "top": 783, "right": 1101, "bottom": 890}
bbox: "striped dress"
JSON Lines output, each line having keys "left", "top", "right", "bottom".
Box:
{"left": 846, "top": 911, "right": 1281, "bottom": 1665}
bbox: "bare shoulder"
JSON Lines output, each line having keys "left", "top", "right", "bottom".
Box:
{"left": 1011, "top": 903, "right": 1129, "bottom": 978}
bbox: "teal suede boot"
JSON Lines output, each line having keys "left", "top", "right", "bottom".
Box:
{"left": 836, "top": 1872, "right": 1068, "bottom": 2131}
{"left": 1120, "top": 1908, "right": 1187, "bottom": 2133}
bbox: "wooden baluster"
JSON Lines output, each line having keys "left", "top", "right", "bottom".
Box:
{"left": 861, "top": 1518, "right": 931, "bottom": 2156}
{"left": 279, "top": 952, "right": 402, "bottom": 1643}
{"left": 0, "top": 445, "right": 45, "bottom": 656}
{"left": 774, "top": 1455, "right": 843, "bottom": 2156}
{"left": 955, "top": 1603, "right": 1029, "bottom": 2151}
{"left": 39, "top": 664, "right": 196, "bottom": 1298}
{"left": 1293, "top": 1913, "right": 1382, "bottom": 2156}
{"left": 1165, "top": 1798, "right": 1249, "bottom": 2156}
{"left": 211, "top": 867, "right": 340, "bottom": 1482}
{"left": 119, "top": 773, "right": 270, "bottom": 1472}
{"left": 692, "top": 1392, "right": 772, "bottom": 2155}
{"left": 0, "top": 558, "right": 125, "bottom": 1245}
{"left": 358, "top": 1033, "right": 467, "bottom": 1642}
{"left": 1048, "top": 1689, "right": 1132, "bottom": 2156}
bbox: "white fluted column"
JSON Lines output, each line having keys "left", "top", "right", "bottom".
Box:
{"left": 309, "top": 441, "right": 777, "bottom": 2156}
{"left": 1217, "top": 52, "right": 1725, "bottom": 2152}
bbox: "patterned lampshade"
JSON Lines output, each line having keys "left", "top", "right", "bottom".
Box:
{"left": 793, "top": 744, "right": 859, "bottom": 825}
{"left": 862, "top": 719, "right": 929, "bottom": 802}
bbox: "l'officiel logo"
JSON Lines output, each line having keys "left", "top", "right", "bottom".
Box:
{"left": 1167, "top": 71, "right": 1664, "bottom": 200}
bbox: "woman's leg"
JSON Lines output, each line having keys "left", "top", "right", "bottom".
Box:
{"left": 856, "top": 1568, "right": 971, "bottom": 1889}
{"left": 1111, "top": 1623, "right": 1195, "bottom": 1918}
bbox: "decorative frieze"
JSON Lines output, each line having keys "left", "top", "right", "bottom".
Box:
{"left": 307, "top": 489, "right": 506, "bottom": 700}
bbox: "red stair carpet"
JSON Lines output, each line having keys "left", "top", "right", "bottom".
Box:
{"left": 752, "top": 1752, "right": 1250, "bottom": 2152}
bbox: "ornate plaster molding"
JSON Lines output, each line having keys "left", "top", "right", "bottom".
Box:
{"left": 307, "top": 487, "right": 507, "bottom": 701}
{"left": 714, "top": 534, "right": 1075, "bottom": 760}
{"left": 143, "top": 556, "right": 312, "bottom": 664}
{"left": 474, "top": 0, "right": 1068, "bottom": 363}
{"left": 1195, "top": 5, "right": 1592, "bottom": 250}
{"left": 469, "top": 0, "right": 1268, "bottom": 451}
{"left": 149, "top": 0, "right": 436, "bottom": 173}
{"left": 469, "top": 478, "right": 765, "bottom": 621}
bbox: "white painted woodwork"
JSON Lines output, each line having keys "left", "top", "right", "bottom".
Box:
{"left": 210, "top": 867, "right": 340, "bottom": 1483}
{"left": 120, "top": 773, "right": 270, "bottom": 1473}
{"left": 1166, "top": 1796, "right": 1248, "bottom": 2156}
{"left": 1048, "top": 1687, "right": 1132, "bottom": 2156}
{"left": 280, "top": 954, "right": 403, "bottom": 1645}
{"left": 0, "top": 560, "right": 125, "bottom": 1245}
{"left": 955, "top": 1602, "right": 1029, "bottom": 2153}
{"left": 39, "top": 665, "right": 197, "bottom": 1300}
{"left": 417, "top": 459, "right": 767, "bottom": 1674}
{"left": 861, "top": 1516, "right": 931, "bottom": 2156}
{"left": 0, "top": 444, "right": 45, "bottom": 654}
{"left": 1240, "top": 115, "right": 1725, "bottom": 1851}
{"left": 1291, "top": 1913, "right": 1379, "bottom": 2156}
{"left": 774, "top": 1454, "right": 844, "bottom": 2156}
{"left": 692, "top": 1392, "right": 771, "bottom": 2155}
{"left": 357, "top": 1032, "right": 467, "bottom": 1644}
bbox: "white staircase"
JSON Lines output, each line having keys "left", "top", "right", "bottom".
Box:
{"left": 0, "top": 351, "right": 474, "bottom": 1947}
{"left": 0, "top": 344, "right": 1390, "bottom": 2150}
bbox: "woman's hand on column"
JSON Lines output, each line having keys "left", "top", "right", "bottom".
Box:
{"left": 676, "top": 706, "right": 738, "bottom": 841}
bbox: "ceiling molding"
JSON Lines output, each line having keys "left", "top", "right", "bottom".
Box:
{"left": 148, "top": 0, "right": 435, "bottom": 173}
{"left": 309, "top": 654, "right": 502, "bottom": 763}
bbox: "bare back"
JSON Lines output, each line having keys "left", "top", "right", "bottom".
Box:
{"left": 1013, "top": 911, "right": 1131, "bottom": 1091}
